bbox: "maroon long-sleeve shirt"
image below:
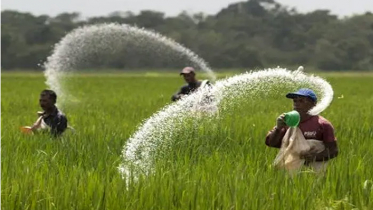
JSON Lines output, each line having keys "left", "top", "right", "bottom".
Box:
{"left": 265, "top": 115, "right": 337, "bottom": 148}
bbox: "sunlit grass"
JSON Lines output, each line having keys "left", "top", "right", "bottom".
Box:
{"left": 1, "top": 71, "right": 372, "bottom": 209}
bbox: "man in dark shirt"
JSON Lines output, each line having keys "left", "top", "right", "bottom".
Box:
{"left": 171, "top": 67, "right": 210, "bottom": 101}
{"left": 265, "top": 88, "right": 338, "bottom": 165}
{"left": 29, "top": 90, "right": 68, "bottom": 136}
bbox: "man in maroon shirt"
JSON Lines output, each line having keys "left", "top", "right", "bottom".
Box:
{"left": 265, "top": 88, "right": 338, "bottom": 165}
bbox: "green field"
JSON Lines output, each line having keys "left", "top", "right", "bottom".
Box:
{"left": 1, "top": 71, "right": 373, "bottom": 210}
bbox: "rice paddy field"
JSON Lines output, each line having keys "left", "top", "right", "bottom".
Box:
{"left": 1, "top": 71, "right": 373, "bottom": 210}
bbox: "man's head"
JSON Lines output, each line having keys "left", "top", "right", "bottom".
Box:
{"left": 180, "top": 67, "right": 197, "bottom": 83}
{"left": 286, "top": 88, "right": 317, "bottom": 114}
{"left": 39, "top": 89, "right": 57, "bottom": 111}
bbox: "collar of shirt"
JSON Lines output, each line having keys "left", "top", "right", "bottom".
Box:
{"left": 43, "top": 107, "right": 59, "bottom": 118}
{"left": 188, "top": 81, "right": 201, "bottom": 88}
{"left": 300, "top": 115, "right": 317, "bottom": 123}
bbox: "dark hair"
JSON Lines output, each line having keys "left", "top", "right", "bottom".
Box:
{"left": 40, "top": 89, "right": 57, "bottom": 103}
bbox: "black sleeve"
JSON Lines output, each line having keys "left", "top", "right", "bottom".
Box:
{"left": 51, "top": 115, "right": 68, "bottom": 136}
{"left": 171, "top": 85, "right": 188, "bottom": 101}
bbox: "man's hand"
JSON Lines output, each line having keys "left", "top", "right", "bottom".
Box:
{"left": 300, "top": 153, "right": 317, "bottom": 162}
{"left": 276, "top": 114, "right": 286, "bottom": 130}
{"left": 30, "top": 116, "right": 43, "bottom": 131}
{"left": 300, "top": 146, "right": 322, "bottom": 161}
{"left": 175, "top": 94, "right": 185, "bottom": 100}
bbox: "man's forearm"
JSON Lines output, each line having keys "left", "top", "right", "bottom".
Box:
{"left": 314, "top": 148, "right": 338, "bottom": 161}
{"left": 172, "top": 93, "right": 183, "bottom": 101}
{"left": 31, "top": 116, "right": 43, "bottom": 131}
{"left": 266, "top": 127, "right": 283, "bottom": 147}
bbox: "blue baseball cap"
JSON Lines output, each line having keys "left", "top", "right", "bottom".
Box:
{"left": 286, "top": 88, "right": 317, "bottom": 102}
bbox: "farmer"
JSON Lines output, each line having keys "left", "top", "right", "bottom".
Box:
{"left": 27, "top": 89, "right": 68, "bottom": 136}
{"left": 265, "top": 88, "right": 338, "bottom": 166}
{"left": 171, "top": 67, "right": 211, "bottom": 101}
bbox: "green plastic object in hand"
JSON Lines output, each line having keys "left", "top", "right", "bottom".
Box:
{"left": 284, "top": 110, "right": 300, "bottom": 127}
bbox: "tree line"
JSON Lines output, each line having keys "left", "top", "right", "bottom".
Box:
{"left": 2, "top": 0, "right": 373, "bottom": 71}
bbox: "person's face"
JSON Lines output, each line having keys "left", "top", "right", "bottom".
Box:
{"left": 292, "top": 96, "right": 315, "bottom": 114}
{"left": 182, "top": 73, "right": 195, "bottom": 83}
{"left": 39, "top": 94, "right": 54, "bottom": 111}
